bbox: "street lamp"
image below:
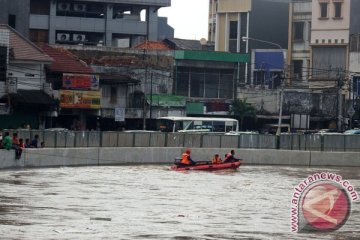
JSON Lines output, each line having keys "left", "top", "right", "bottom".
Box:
{"left": 242, "top": 36, "right": 285, "bottom": 136}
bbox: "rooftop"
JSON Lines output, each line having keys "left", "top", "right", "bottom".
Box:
{"left": 40, "top": 44, "right": 93, "bottom": 74}
{"left": 0, "top": 24, "right": 52, "bottom": 63}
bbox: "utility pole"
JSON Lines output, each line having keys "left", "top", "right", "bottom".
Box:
{"left": 142, "top": 49, "right": 147, "bottom": 130}
{"left": 149, "top": 71, "right": 153, "bottom": 129}
{"left": 241, "top": 36, "right": 285, "bottom": 137}
{"left": 337, "top": 68, "right": 343, "bottom": 132}
{"left": 276, "top": 80, "right": 284, "bottom": 136}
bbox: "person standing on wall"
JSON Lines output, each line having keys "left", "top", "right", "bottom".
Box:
{"left": 12, "top": 133, "right": 22, "bottom": 159}
{"left": 3, "top": 132, "right": 12, "bottom": 150}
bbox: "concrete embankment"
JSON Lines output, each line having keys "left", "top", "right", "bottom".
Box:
{"left": 1, "top": 147, "right": 360, "bottom": 169}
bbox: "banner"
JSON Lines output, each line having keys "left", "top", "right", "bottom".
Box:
{"left": 62, "top": 73, "right": 99, "bottom": 90}
{"left": 60, "top": 90, "right": 101, "bottom": 109}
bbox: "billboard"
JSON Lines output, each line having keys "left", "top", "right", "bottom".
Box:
{"left": 60, "top": 90, "right": 101, "bottom": 109}
{"left": 62, "top": 73, "right": 99, "bottom": 90}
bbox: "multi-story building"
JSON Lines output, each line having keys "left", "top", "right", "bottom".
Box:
{"left": 286, "top": 0, "right": 360, "bottom": 130}
{"left": 310, "top": 0, "right": 350, "bottom": 130}
{"left": 288, "top": 0, "right": 312, "bottom": 87}
{"left": 310, "top": 0, "right": 350, "bottom": 88}
{"left": 0, "top": 0, "right": 172, "bottom": 47}
{"left": 208, "top": 0, "right": 290, "bottom": 130}
{"left": 208, "top": 0, "right": 289, "bottom": 54}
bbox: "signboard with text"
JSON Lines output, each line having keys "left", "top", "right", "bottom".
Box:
{"left": 62, "top": 73, "right": 99, "bottom": 90}
{"left": 60, "top": 90, "right": 101, "bottom": 109}
{"left": 115, "top": 108, "right": 125, "bottom": 122}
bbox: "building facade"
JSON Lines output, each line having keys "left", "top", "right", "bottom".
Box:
{"left": 209, "top": 0, "right": 290, "bottom": 130}
{"left": 0, "top": 0, "right": 171, "bottom": 47}
{"left": 0, "top": 25, "right": 56, "bottom": 129}
{"left": 288, "top": 0, "right": 312, "bottom": 87}
{"left": 208, "top": 0, "right": 289, "bottom": 54}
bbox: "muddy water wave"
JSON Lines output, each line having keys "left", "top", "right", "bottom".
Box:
{"left": 0, "top": 165, "right": 359, "bottom": 239}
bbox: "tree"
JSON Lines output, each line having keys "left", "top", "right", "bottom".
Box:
{"left": 229, "top": 98, "right": 256, "bottom": 130}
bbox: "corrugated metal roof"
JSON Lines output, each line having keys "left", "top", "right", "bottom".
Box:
{"left": 40, "top": 44, "right": 93, "bottom": 74}
{"left": 164, "top": 38, "right": 203, "bottom": 50}
{"left": 0, "top": 24, "right": 53, "bottom": 63}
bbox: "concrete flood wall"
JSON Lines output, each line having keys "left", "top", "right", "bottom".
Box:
{"left": 1, "top": 147, "right": 360, "bottom": 169}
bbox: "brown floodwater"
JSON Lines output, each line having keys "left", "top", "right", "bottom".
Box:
{"left": 0, "top": 165, "right": 359, "bottom": 239}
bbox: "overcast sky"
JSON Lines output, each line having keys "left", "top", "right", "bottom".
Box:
{"left": 158, "top": 0, "right": 209, "bottom": 40}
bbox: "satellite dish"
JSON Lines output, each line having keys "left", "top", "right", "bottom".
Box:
{"left": 199, "top": 38, "right": 207, "bottom": 45}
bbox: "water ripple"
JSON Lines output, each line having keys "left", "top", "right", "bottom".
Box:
{"left": 0, "top": 165, "right": 359, "bottom": 239}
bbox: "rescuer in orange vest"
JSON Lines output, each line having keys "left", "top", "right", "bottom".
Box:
{"left": 181, "top": 149, "right": 196, "bottom": 165}
{"left": 212, "top": 154, "right": 222, "bottom": 164}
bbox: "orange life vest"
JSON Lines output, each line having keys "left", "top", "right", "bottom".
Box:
{"left": 181, "top": 153, "right": 190, "bottom": 165}
{"left": 212, "top": 156, "right": 222, "bottom": 164}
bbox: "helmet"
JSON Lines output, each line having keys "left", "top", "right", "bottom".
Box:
{"left": 185, "top": 149, "right": 191, "bottom": 154}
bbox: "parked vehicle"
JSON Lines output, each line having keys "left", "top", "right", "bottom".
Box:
{"left": 344, "top": 129, "right": 360, "bottom": 135}
{"left": 157, "top": 116, "right": 239, "bottom": 133}
{"left": 316, "top": 129, "right": 340, "bottom": 135}
{"left": 225, "top": 131, "right": 259, "bottom": 135}
{"left": 261, "top": 124, "right": 290, "bottom": 134}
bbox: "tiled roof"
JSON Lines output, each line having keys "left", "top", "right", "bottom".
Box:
{"left": 40, "top": 44, "right": 93, "bottom": 74}
{"left": 0, "top": 24, "right": 52, "bottom": 63}
{"left": 134, "top": 40, "right": 171, "bottom": 50}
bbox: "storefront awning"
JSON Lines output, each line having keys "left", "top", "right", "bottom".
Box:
{"left": 10, "top": 90, "right": 57, "bottom": 106}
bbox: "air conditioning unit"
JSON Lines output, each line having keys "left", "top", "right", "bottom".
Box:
{"left": 73, "top": 34, "right": 86, "bottom": 42}
{"left": 58, "top": 2, "right": 71, "bottom": 11}
{"left": 74, "top": 3, "right": 86, "bottom": 12}
{"left": 57, "top": 33, "right": 70, "bottom": 41}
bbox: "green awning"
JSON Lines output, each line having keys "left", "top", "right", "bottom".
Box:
{"left": 175, "top": 50, "right": 249, "bottom": 63}
{"left": 146, "top": 94, "right": 186, "bottom": 107}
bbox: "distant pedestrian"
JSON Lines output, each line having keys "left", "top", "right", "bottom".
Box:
{"left": 40, "top": 141, "right": 45, "bottom": 148}
{"left": 25, "top": 138, "right": 31, "bottom": 148}
{"left": 3, "top": 132, "right": 12, "bottom": 150}
{"left": 30, "top": 135, "right": 39, "bottom": 148}
{"left": 12, "top": 133, "right": 22, "bottom": 159}
{"left": 19, "top": 138, "right": 25, "bottom": 149}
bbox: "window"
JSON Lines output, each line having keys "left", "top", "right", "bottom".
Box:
{"left": 229, "top": 21, "right": 238, "bottom": 53}
{"left": 29, "top": 29, "right": 49, "bottom": 43}
{"left": 334, "top": 2, "right": 342, "bottom": 18}
{"left": 293, "top": 60, "right": 303, "bottom": 81}
{"left": 129, "top": 91, "right": 144, "bottom": 108}
{"left": 320, "top": 2, "right": 328, "bottom": 18}
{"left": 190, "top": 69, "right": 204, "bottom": 98}
{"left": 110, "top": 87, "right": 117, "bottom": 103}
{"left": 293, "top": 22, "right": 304, "bottom": 41}
{"left": 8, "top": 15, "right": 16, "bottom": 29}
{"left": 0, "top": 46, "right": 6, "bottom": 82}
{"left": 176, "top": 71, "right": 189, "bottom": 96}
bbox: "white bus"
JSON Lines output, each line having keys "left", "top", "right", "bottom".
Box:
{"left": 157, "top": 116, "right": 239, "bottom": 133}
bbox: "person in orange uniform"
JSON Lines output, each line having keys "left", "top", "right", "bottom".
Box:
{"left": 212, "top": 154, "right": 222, "bottom": 164}
{"left": 181, "top": 149, "right": 196, "bottom": 166}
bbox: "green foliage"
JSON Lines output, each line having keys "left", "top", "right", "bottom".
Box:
{"left": 229, "top": 99, "right": 257, "bottom": 130}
